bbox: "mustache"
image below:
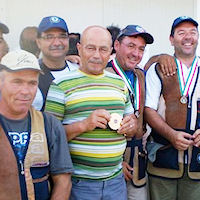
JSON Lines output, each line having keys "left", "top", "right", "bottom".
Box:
{"left": 49, "top": 45, "right": 65, "bottom": 50}
{"left": 88, "top": 59, "right": 103, "bottom": 64}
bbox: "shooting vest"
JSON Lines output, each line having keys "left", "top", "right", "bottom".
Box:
{"left": 147, "top": 63, "right": 200, "bottom": 180}
{"left": 107, "top": 60, "right": 146, "bottom": 187}
{"left": 0, "top": 107, "right": 50, "bottom": 200}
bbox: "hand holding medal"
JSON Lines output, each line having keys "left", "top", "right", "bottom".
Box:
{"left": 108, "top": 113, "right": 138, "bottom": 137}
{"left": 108, "top": 113, "right": 123, "bottom": 130}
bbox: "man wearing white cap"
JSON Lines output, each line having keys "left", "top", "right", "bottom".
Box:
{"left": 0, "top": 21, "right": 9, "bottom": 60}
{"left": 0, "top": 50, "right": 73, "bottom": 200}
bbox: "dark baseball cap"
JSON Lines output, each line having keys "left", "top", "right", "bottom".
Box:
{"left": 170, "top": 16, "right": 198, "bottom": 36}
{"left": 117, "top": 25, "right": 154, "bottom": 44}
{"left": 0, "top": 22, "right": 9, "bottom": 34}
{"left": 38, "top": 16, "right": 68, "bottom": 33}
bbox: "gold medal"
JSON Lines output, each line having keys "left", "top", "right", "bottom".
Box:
{"left": 180, "top": 96, "right": 187, "bottom": 104}
{"left": 108, "top": 113, "right": 123, "bottom": 130}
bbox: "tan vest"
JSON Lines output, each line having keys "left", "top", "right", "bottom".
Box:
{"left": 147, "top": 64, "right": 200, "bottom": 179}
{"left": 0, "top": 107, "right": 49, "bottom": 200}
{"left": 107, "top": 66, "right": 146, "bottom": 186}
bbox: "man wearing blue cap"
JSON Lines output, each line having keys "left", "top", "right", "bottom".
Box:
{"left": 32, "top": 16, "right": 78, "bottom": 111}
{"left": 145, "top": 16, "right": 200, "bottom": 200}
{"left": 107, "top": 24, "right": 154, "bottom": 200}
{"left": 0, "top": 21, "right": 9, "bottom": 61}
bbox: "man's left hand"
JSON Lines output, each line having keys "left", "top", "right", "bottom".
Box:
{"left": 118, "top": 114, "right": 138, "bottom": 137}
{"left": 193, "top": 129, "right": 200, "bottom": 147}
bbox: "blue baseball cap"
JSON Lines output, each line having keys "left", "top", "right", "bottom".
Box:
{"left": 170, "top": 16, "right": 198, "bottom": 36}
{"left": 117, "top": 25, "right": 154, "bottom": 44}
{"left": 0, "top": 22, "right": 9, "bottom": 34}
{"left": 38, "top": 16, "right": 69, "bottom": 33}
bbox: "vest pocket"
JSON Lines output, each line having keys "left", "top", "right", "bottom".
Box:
{"left": 189, "top": 146, "right": 200, "bottom": 172}
{"left": 153, "top": 146, "right": 179, "bottom": 170}
{"left": 138, "top": 148, "right": 147, "bottom": 179}
{"left": 31, "top": 166, "right": 50, "bottom": 200}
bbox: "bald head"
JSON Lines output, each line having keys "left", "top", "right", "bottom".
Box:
{"left": 19, "top": 26, "right": 40, "bottom": 58}
{"left": 77, "top": 25, "right": 112, "bottom": 75}
{"left": 80, "top": 25, "right": 112, "bottom": 47}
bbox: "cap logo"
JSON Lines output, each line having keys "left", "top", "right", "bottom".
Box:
{"left": 50, "top": 16, "right": 60, "bottom": 24}
{"left": 136, "top": 26, "right": 145, "bottom": 33}
{"left": 17, "top": 54, "right": 34, "bottom": 66}
{"left": 180, "top": 16, "right": 189, "bottom": 20}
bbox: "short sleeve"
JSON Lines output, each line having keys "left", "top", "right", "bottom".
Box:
{"left": 145, "top": 63, "right": 162, "bottom": 110}
{"left": 43, "top": 112, "right": 73, "bottom": 175}
{"left": 45, "top": 83, "right": 65, "bottom": 122}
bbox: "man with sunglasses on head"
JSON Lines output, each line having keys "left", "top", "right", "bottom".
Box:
{"left": 32, "top": 16, "right": 78, "bottom": 111}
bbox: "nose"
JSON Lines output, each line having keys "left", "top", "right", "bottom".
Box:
{"left": 20, "top": 84, "right": 31, "bottom": 95}
{"left": 131, "top": 47, "right": 141, "bottom": 58}
{"left": 184, "top": 32, "right": 193, "bottom": 39}
{"left": 51, "top": 37, "right": 62, "bottom": 45}
{"left": 93, "top": 49, "right": 101, "bottom": 58}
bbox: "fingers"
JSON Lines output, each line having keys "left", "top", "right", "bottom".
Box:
{"left": 122, "top": 162, "right": 133, "bottom": 181}
{"left": 172, "top": 131, "right": 194, "bottom": 150}
{"left": 118, "top": 114, "right": 137, "bottom": 137}
{"left": 193, "top": 129, "right": 200, "bottom": 147}
{"left": 158, "top": 54, "right": 177, "bottom": 76}
{"left": 85, "top": 109, "right": 111, "bottom": 131}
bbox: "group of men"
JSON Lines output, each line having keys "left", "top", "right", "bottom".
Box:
{"left": 0, "top": 14, "right": 200, "bottom": 200}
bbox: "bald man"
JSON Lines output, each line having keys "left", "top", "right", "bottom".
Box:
{"left": 45, "top": 25, "right": 138, "bottom": 200}
{"left": 19, "top": 26, "right": 40, "bottom": 58}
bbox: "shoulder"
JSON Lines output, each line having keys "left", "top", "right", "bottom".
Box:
{"left": 104, "top": 70, "right": 122, "bottom": 80}
{"left": 53, "top": 69, "right": 81, "bottom": 85}
{"left": 43, "top": 112, "right": 62, "bottom": 127}
{"left": 66, "top": 60, "right": 79, "bottom": 70}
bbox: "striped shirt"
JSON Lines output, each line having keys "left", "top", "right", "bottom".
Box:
{"left": 45, "top": 69, "right": 134, "bottom": 180}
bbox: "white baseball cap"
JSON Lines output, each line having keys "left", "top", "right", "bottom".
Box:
{"left": 0, "top": 50, "right": 42, "bottom": 72}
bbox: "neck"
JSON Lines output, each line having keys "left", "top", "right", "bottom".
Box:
{"left": 42, "top": 56, "right": 66, "bottom": 70}
{"left": 0, "top": 110, "right": 28, "bottom": 120}
{"left": 176, "top": 55, "right": 196, "bottom": 68}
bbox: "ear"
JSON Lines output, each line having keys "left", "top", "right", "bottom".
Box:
{"left": 36, "top": 38, "right": 41, "bottom": 49}
{"left": 76, "top": 42, "right": 81, "bottom": 56}
{"left": 114, "top": 40, "right": 120, "bottom": 52}
{"left": 169, "top": 35, "right": 174, "bottom": 46}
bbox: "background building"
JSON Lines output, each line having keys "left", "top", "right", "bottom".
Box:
{"left": 0, "top": 0, "right": 199, "bottom": 64}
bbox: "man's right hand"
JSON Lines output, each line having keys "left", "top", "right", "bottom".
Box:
{"left": 158, "top": 54, "right": 176, "bottom": 76}
{"left": 122, "top": 161, "right": 133, "bottom": 181}
{"left": 170, "top": 130, "right": 194, "bottom": 150}
{"left": 84, "top": 109, "right": 111, "bottom": 131}
{"left": 145, "top": 54, "right": 177, "bottom": 76}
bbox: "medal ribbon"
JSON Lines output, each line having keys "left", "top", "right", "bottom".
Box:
{"left": 111, "top": 58, "right": 140, "bottom": 111}
{"left": 176, "top": 57, "right": 198, "bottom": 97}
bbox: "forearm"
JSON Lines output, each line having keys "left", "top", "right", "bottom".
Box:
{"left": 64, "top": 119, "right": 88, "bottom": 141}
{"left": 51, "top": 173, "right": 72, "bottom": 200}
{"left": 144, "top": 107, "right": 175, "bottom": 143}
{"left": 144, "top": 55, "right": 160, "bottom": 71}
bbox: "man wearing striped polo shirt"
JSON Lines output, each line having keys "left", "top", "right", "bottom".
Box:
{"left": 45, "top": 25, "right": 138, "bottom": 200}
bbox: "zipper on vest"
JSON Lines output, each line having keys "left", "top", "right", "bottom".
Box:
{"left": 19, "top": 160, "right": 25, "bottom": 175}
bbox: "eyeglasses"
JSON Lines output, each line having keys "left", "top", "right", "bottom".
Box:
{"left": 40, "top": 34, "right": 68, "bottom": 42}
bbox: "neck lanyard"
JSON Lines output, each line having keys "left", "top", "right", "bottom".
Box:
{"left": 111, "top": 58, "right": 141, "bottom": 115}
{"left": 176, "top": 57, "right": 198, "bottom": 104}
